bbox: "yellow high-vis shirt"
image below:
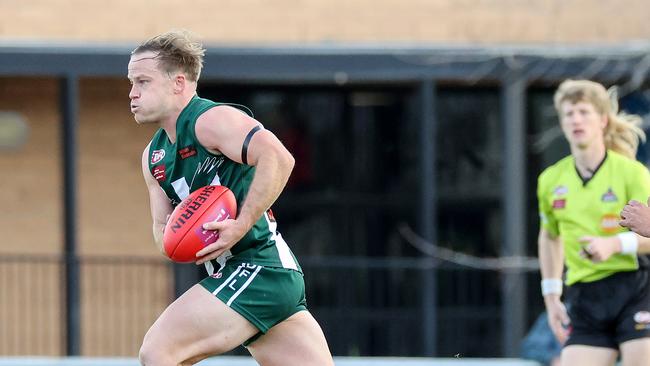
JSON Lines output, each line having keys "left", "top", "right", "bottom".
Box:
{"left": 537, "top": 150, "right": 650, "bottom": 285}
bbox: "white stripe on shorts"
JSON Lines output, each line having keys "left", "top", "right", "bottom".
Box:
{"left": 212, "top": 264, "right": 243, "bottom": 296}
{"left": 227, "top": 265, "right": 262, "bottom": 306}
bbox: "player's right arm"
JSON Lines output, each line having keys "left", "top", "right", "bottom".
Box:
{"left": 537, "top": 169, "right": 570, "bottom": 344}
{"left": 141, "top": 143, "right": 173, "bottom": 255}
{"left": 538, "top": 228, "right": 570, "bottom": 344}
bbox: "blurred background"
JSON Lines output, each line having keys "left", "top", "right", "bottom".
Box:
{"left": 1, "top": 0, "right": 649, "bottom": 362}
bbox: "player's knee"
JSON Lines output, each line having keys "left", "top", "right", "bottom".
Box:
{"left": 139, "top": 336, "right": 175, "bottom": 366}
{"left": 138, "top": 343, "right": 159, "bottom": 366}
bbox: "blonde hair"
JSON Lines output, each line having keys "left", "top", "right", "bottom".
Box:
{"left": 132, "top": 29, "right": 205, "bottom": 82}
{"left": 553, "top": 79, "right": 645, "bottom": 159}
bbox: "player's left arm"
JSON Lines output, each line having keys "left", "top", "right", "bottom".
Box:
{"left": 193, "top": 105, "right": 295, "bottom": 264}
{"left": 580, "top": 233, "right": 650, "bottom": 262}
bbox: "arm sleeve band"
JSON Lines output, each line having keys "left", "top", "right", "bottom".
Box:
{"left": 241, "top": 125, "right": 261, "bottom": 165}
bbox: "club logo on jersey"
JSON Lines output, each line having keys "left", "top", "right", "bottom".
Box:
{"left": 634, "top": 311, "right": 650, "bottom": 330}
{"left": 196, "top": 156, "right": 224, "bottom": 175}
{"left": 179, "top": 145, "right": 197, "bottom": 160}
{"left": 189, "top": 156, "right": 225, "bottom": 188}
{"left": 152, "top": 165, "right": 166, "bottom": 182}
{"left": 601, "top": 188, "right": 618, "bottom": 202}
{"left": 151, "top": 149, "right": 166, "bottom": 164}
{"left": 600, "top": 213, "right": 620, "bottom": 233}
{"left": 552, "top": 199, "right": 566, "bottom": 209}
{"left": 553, "top": 185, "right": 568, "bottom": 196}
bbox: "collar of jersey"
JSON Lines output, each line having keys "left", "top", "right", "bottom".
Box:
{"left": 164, "top": 94, "right": 200, "bottom": 145}
{"left": 574, "top": 150, "right": 608, "bottom": 186}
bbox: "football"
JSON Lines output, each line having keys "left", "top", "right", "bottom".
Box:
{"left": 162, "top": 185, "right": 237, "bottom": 263}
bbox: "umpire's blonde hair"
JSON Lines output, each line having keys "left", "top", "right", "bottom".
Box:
{"left": 554, "top": 79, "right": 645, "bottom": 159}
{"left": 132, "top": 29, "right": 205, "bottom": 82}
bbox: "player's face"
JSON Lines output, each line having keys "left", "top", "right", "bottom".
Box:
{"left": 127, "top": 51, "right": 175, "bottom": 124}
{"left": 559, "top": 100, "right": 607, "bottom": 150}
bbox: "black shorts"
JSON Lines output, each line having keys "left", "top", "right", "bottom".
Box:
{"left": 565, "top": 269, "right": 650, "bottom": 349}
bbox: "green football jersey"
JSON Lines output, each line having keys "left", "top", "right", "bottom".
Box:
{"left": 147, "top": 95, "right": 300, "bottom": 273}
{"left": 537, "top": 150, "right": 650, "bottom": 285}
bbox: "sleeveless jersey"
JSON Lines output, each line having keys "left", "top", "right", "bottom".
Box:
{"left": 537, "top": 150, "right": 650, "bottom": 285}
{"left": 147, "top": 95, "right": 300, "bottom": 273}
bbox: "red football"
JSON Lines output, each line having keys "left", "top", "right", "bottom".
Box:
{"left": 163, "top": 185, "right": 237, "bottom": 263}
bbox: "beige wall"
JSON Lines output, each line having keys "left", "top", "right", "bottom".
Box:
{"left": 0, "top": 78, "right": 61, "bottom": 255}
{"left": 0, "top": 0, "right": 648, "bottom": 44}
{"left": 77, "top": 78, "right": 158, "bottom": 256}
{"left": 0, "top": 77, "right": 159, "bottom": 257}
{"left": 0, "top": 78, "right": 169, "bottom": 356}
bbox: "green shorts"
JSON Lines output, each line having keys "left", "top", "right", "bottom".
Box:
{"left": 199, "top": 262, "right": 307, "bottom": 345}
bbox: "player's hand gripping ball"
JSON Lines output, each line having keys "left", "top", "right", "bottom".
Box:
{"left": 163, "top": 185, "right": 237, "bottom": 263}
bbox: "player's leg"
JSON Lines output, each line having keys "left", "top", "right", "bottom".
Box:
{"left": 620, "top": 338, "right": 650, "bottom": 366}
{"left": 138, "top": 283, "right": 258, "bottom": 366}
{"left": 615, "top": 269, "right": 650, "bottom": 366}
{"left": 247, "top": 310, "right": 334, "bottom": 366}
{"left": 561, "top": 345, "right": 618, "bottom": 366}
{"left": 561, "top": 271, "right": 641, "bottom": 366}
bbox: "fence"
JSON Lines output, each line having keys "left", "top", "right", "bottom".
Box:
{"left": 300, "top": 256, "right": 540, "bottom": 358}
{"left": 0, "top": 255, "right": 171, "bottom": 356}
{"left": 0, "top": 254, "right": 542, "bottom": 357}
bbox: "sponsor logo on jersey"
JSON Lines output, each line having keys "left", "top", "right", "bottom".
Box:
{"left": 553, "top": 185, "right": 568, "bottom": 196}
{"left": 600, "top": 213, "right": 620, "bottom": 233}
{"left": 151, "top": 149, "right": 166, "bottom": 164}
{"left": 552, "top": 199, "right": 566, "bottom": 209}
{"left": 634, "top": 311, "right": 650, "bottom": 323}
{"left": 152, "top": 165, "right": 166, "bottom": 182}
{"left": 179, "top": 146, "right": 197, "bottom": 160}
{"left": 634, "top": 311, "right": 650, "bottom": 330}
{"left": 601, "top": 188, "right": 618, "bottom": 202}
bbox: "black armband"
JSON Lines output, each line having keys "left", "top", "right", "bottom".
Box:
{"left": 241, "top": 125, "right": 262, "bottom": 165}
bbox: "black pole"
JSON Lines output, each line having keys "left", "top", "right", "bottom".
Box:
{"left": 61, "top": 74, "right": 80, "bottom": 356}
{"left": 500, "top": 73, "right": 527, "bottom": 357}
{"left": 418, "top": 79, "right": 437, "bottom": 356}
{"left": 173, "top": 264, "right": 199, "bottom": 298}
